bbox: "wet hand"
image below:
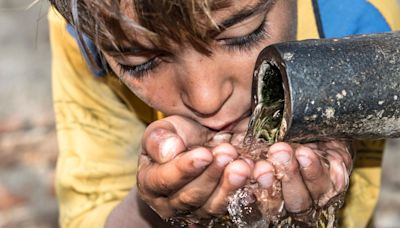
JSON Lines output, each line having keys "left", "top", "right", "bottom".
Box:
{"left": 253, "top": 141, "right": 353, "bottom": 223}
{"left": 136, "top": 116, "right": 252, "bottom": 223}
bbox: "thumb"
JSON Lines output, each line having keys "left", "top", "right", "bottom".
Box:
{"left": 142, "top": 115, "right": 215, "bottom": 163}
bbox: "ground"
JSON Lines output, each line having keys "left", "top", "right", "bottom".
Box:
{"left": 0, "top": 0, "right": 399, "bottom": 227}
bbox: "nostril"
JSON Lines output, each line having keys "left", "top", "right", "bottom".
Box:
{"left": 181, "top": 82, "right": 233, "bottom": 117}
{"left": 181, "top": 94, "right": 220, "bottom": 118}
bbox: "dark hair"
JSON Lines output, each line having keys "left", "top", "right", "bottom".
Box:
{"left": 49, "top": 0, "right": 233, "bottom": 55}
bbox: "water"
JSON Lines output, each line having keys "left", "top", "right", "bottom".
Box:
{"left": 245, "top": 100, "right": 284, "bottom": 148}
{"left": 223, "top": 100, "right": 347, "bottom": 227}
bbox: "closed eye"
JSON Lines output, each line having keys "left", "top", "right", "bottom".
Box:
{"left": 218, "top": 16, "right": 269, "bottom": 52}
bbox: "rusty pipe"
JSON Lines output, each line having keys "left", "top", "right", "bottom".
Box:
{"left": 251, "top": 32, "right": 400, "bottom": 142}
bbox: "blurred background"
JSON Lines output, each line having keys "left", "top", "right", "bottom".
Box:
{"left": 0, "top": 0, "right": 399, "bottom": 227}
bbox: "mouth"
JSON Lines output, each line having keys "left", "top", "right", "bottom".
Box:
{"left": 204, "top": 111, "right": 251, "bottom": 132}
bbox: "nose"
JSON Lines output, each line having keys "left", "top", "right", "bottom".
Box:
{"left": 178, "top": 53, "right": 233, "bottom": 117}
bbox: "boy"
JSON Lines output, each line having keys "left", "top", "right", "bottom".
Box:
{"left": 48, "top": 0, "right": 400, "bottom": 227}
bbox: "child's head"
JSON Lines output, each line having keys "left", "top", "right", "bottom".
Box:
{"left": 52, "top": 0, "right": 296, "bottom": 132}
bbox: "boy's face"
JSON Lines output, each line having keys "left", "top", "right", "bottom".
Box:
{"left": 103, "top": 0, "right": 295, "bottom": 133}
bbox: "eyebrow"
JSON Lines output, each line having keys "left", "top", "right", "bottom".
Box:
{"left": 215, "top": 0, "right": 275, "bottom": 32}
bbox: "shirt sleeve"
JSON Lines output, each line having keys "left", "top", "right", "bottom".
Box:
{"left": 48, "top": 8, "right": 146, "bottom": 227}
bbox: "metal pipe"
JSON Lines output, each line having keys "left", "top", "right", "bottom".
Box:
{"left": 251, "top": 32, "right": 400, "bottom": 142}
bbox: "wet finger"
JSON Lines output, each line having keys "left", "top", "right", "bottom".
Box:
{"left": 253, "top": 160, "right": 275, "bottom": 188}
{"left": 206, "top": 132, "right": 233, "bottom": 147}
{"left": 294, "top": 145, "right": 332, "bottom": 202}
{"left": 309, "top": 151, "right": 349, "bottom": 207}
{"left": 325, "top": 152, "right": 350, "bottom": 193}
{"left": 253, "top": 160, "right": 284, "bottom": 215}
{"left": 138, "top": 147, "right": 213, "bottom": 196}
{"left": 327, "top": 141, "right": 353, "bottom": 172}
{"left": 195, "top": 160, "right": 251, "bottom": 217}
{"left": 143, "top": 128, "right": 186, "bottom": 164}
{"left": 168, "top": 144, "right": 238, "bottom": 211}
{"left": 269, "top": 143, "right": 313, "bottom": 213}
{"left": 143, "top": 117, "right": 214, "bottom": 163}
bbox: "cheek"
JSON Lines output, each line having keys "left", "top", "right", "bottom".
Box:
{"left": 123, "top": 76, "right": 180, "bottom": 111}
{"left": 107, "top": 64, "right": 181, "bottom": 112}
{"left": 104, "top": 55, "right": 193, "bottom": 116}
{"left": 226, "top": 53, "right": 256, "bottom": 97}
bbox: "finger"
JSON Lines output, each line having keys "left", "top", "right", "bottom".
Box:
{"left": 308, "top": 151, "right": 350, "bottom": 207}
{"left": 325, "top": 151, "right": 350, "bottom": 193}
{"left": 168, "top": 143, "right": 238, "bottom": 211}
{"left": 294, "top": 145, "right": 332, "bottom": 201}
{"left": 138, "top": 147, "right": 213, "bottom": 196}
{"left": 304, "top": 141, "right": 352, "bottom": 173}
{"left": 253, "top": 160, "right": 275, "bottom": 188}
{"left": 164, "top": 116, "right": 215, "bottom": 148}
{"left": 268, "top": 142, "right": 312, "bottom": 213}
{"left": 205, "top": 132, "right": 233, "bottom": 147}
{"left": 143, "top": 116, "right": 214, "bottom": 163}
{"left": 326, "top": 141, "right": 353, "bottom": 172}
{"left": 195, "top": 159, "right": 251, "bottom": 217}
{"left": 143, "top": 127, "right": 186, "bottom": 164}
{"left": 253, "top": 160, "right": 284, "bottom": 215}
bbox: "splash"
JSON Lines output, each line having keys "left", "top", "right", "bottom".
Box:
{"left": 223, "top": 99, "right": 347, "bottom": 227}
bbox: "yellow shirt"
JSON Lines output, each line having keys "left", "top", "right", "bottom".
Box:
{"left": 49, "top": 8, "right": 145, "bottom": 227}
{"left": 49, "top": 1, "right": 400, "bottom": 227}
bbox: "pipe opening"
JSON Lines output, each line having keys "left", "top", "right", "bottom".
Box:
{"left": 259, "top": 62, "right": 284, "bottom": 107}
{"left": 247, "top": 61, "right": 285, "bottom": 144}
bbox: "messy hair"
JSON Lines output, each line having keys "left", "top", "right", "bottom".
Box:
{"left": 49, "top": 0, "right": 233, "bottom": 55}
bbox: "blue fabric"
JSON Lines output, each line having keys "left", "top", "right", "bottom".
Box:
{"left": 67, "top": 24, "right": 107, "bottom": 77}
{"left": 317, "top": 0, "right": 391, "bottom": 38}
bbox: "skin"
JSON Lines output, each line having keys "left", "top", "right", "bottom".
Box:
{"left": 101, "top": 0, "right": 352, "bottom": 226}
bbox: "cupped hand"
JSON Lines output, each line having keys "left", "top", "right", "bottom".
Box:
{"left": 136, "top": 116, "right": 252, "bottom": 223}
{"left": 252, "top": 140, "right": 353, "bottom": 223}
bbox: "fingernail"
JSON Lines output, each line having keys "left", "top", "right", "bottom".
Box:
{"left": 160, "top": 137, "right": 178, "bottom": 161}
{"left": 216, "top": 155, "right": 233, "bottom": 167}
{"left": 212, "top": 132, "right": 232, "bottom": 144}
{"left": 229, "top": 174, "right": 246, "bottom": 186}
{"left": 272, "top": 151, "right": 291, "bottom": 164}
{"left": 258, "top": 173, "right": 273, "bottom": 188}
{"left": 193, "top": 159, "right": 211, "bottom": 169}
{"left": 297, "top": 156, "right": 312, "bottom": 168}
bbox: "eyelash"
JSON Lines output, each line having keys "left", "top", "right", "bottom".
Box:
{"left": 118, "top": 18, "right": 269, "bottom": 79}
{"left": 118, "top": 57, "right": 160, "bottom": 79}
{"left": 221, "top": 18, "right": 269, "bottom": 52}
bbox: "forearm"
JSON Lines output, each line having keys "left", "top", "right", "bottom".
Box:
{"left": 106, "top": 187, "right": 170, "bottom": 228}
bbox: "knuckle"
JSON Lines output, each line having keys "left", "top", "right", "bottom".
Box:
{"left": 203, "top": 170, "right": 220, "bottom": 182}
{"left": 156, "top": 175, "right": 171, "bottom": 193}
{"left": 146, "top": 169, "right": 172, "bottom": 195}
{"left": 153, "top": 198, "right": 174, "bottom": 219}
{"left": 180, "top": 191, "right": 202, "bottom": 207}
{"left": 304, "top": 169, "right": 324, "bottom": 182}
{"left": 303, "top": 166, "right": 329, "bottom": 184}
